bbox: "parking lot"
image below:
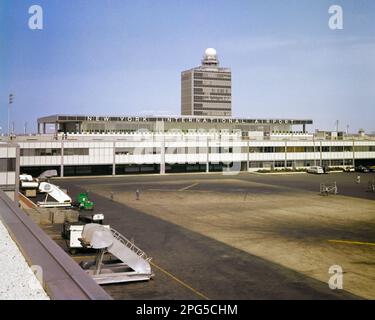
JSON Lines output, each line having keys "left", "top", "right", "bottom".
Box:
{"left": 56, "top": 171, "right": 375, "bottom": 299}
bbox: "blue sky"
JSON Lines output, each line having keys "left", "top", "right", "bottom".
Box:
{"left": 0, "top": 0, "right": 374, "bottom": 133}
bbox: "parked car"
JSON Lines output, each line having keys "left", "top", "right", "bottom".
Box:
{"left": 307, "top": 166, "right": 324, "bottom": 174}
{"left": 343, "top": 166, "right": 355, "bottom": 172}
{"left": 355, "top": 165, "right": 370, "bottom": 173}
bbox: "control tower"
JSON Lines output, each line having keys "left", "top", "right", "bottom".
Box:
{"left": 181, "top": 48, "right": 232, "bottom": 117}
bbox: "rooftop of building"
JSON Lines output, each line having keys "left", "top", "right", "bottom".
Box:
{"left": 182, "top": 48, "right": 231, "bottom": 73}
{"left": 37, "top": 114, "right": 313, "bottom": 125}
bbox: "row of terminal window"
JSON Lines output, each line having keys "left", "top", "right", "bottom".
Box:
{"left": 249, "top": 146, "right": 375, "bottom": 153}
{"left": 116, "top": 147, "right": 235, "bottom": 155}
{"left": 20, "top": 148, "right": 89, "bottom": 156}
{"left": 116, "top": 146, "right": 375, "bottom": 155}
{"left": 250, "top": 159, "right": 354, "bottom": 168}
{"left": 19, "top": 146, "right": 375, "bottom": 157}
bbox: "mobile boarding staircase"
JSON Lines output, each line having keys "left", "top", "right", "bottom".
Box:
{"left": 80, "top": 224, "right": 153, "bottom": 284}
{"left": 37, "top": 182, "right": 72, "bottom": 208}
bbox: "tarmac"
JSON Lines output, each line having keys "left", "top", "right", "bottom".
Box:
{"left": 54, "top": 171, "right": 375, "bottom": 299}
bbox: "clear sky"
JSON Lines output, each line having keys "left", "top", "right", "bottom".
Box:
{"left": 0, "top": 0, "right": 374, "bottom": 134}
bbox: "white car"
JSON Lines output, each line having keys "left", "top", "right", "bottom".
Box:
{"left": 307, "top": 166, "right": 324, "bottom": 174}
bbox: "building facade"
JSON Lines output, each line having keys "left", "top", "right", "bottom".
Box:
{"left": 3, "top": 128, "right": 375, "bottom": 178}
{"left": 0, "top": 114, "right": 362, "bottom": 177}
{"left": 181, "top": 48, "right": 232, "bottom": 117}
{"left": 0, "top": 143, "right": 19, "bottom": 201}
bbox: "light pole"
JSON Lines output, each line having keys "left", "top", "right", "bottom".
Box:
{"left": 8, "top": 94, "right": 14, "bottom": 137}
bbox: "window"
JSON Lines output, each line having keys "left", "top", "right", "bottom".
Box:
{"left": 20, "top": 149, "right": 30, "bottom": 156}
{"left": 331, "top": 146, "right": 343, "bottom": 152}
{"left": 115, "top": 148, "right": 134, "bottom": 155}
{"left": 198, "top": 147, "right": 208, "bottom": 154}
{"left": 295, "top": 147, "right": 305, "bottom": 153}
{"left": 166, "top": 148, "right": 178, "bottom": 155}
{"left": 355, "top": 146, "right": 375, "bottom": 152}
{"left": 249, "top": 161, "right": 263, "bottom": 168}
{"left": 153, "top": 148, "right": 161, "bottom": 155}
{"left": 21, "top": 148, "right": 61, "bottom": 156}
{"left": 221, "top": 147, "right": 233, "bottom": 153}
{"left": 210, "top": 147, "right": 233, "bottom": 154}
{"left": 64, "top": 148, "right": 89, "bottom": 156}
{"left": 0, "top": 158, "right": 16, "bottom": 172}
{"left": 249, "top": 147, "right": 284, "bottom": 153}
{"left": 274, "top": 161, "right": 285, "bottom": 168}
{"left": 41, "top": 148, "right": 60, "bottom": 156}
{"left": 331, "top": 160, "right": 344, "bottom": 166}
{"left": 263, "top": 147, "right": 274, "bottom": 153}
{"left": 286, "top": 147, "right": 294, "bottom": 153}
{"left": 274, "top": 147, "right": 285, "bottom": 153}
{"left": 304, "top": 147, "right": 315, "bottom": 153}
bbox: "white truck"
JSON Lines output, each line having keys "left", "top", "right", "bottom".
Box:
{"left": 19, "top": 174, "right": 39, "bottom": 197}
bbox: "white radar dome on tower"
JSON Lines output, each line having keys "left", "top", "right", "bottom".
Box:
{"left": 202, "top": 48, "right": 219, "bottom": 66}
{"left": 205, "top": 48, "right": 217, "bottom": 57}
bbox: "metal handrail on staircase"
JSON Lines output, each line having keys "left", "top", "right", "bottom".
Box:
{"left": 110, "top": 228, "right": 152, "bottom": 262}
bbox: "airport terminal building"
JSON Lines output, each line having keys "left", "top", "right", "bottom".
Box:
{"left": 1, "top": 113, "right": 373, "bottom": 177}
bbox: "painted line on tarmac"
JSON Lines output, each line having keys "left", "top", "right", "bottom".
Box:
{"left": 328, "top": 240, "right": 375, "bottom": 247}
{"left": 179, "top": 183, "right": 199, "bottom": 191}
{"left": 150, "top": 261, "right": 209, "bottom": 300}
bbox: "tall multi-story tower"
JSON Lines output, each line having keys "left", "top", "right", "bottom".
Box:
{"left": 181, "top": 48, "right": 232, "bottom": 117}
